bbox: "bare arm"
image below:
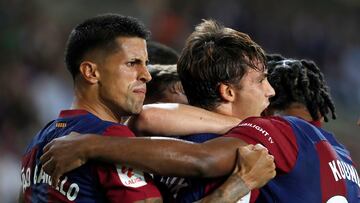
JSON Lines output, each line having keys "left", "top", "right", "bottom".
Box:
{"left": 41, "top": 133, "right": 246, "bottom": 185}
{"left": 200, "top": 145, "right": 276, "bottom": 203}
{"left": 127, "top": 103, "right": 240, "bottom": 136}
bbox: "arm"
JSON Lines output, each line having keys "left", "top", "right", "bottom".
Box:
{"left": 127, "top": 103, "right": 240, "bottom": 136}
{"left": 200, "top": 145, "right": 276, "bottom": 203}
{"left": 41, "top": 133, "right": 247, "bottom": 186}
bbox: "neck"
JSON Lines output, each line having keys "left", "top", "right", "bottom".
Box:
{"left": 273, "top": 103, "right": 316, "bottom": 122}
{"left": 214, "top": 103, "right": 254, "bottom": 120}
{"left": 72, "top": 84, "right": 121, "bottom": 123}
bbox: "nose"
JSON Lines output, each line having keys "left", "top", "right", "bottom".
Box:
{"left": 265, "top": 80, "right": 275, "bottom": 98}
{"left": 138, "top": 65, "right": 152, "bottom": 83}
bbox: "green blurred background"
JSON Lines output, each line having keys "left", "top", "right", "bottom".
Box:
{"left": 0, "top": 0, "right": 359, "bottom": 202}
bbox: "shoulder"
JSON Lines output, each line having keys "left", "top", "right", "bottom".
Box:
{"left": 225, "top": 116, "right": 293, "bottom": 141}
{"left": 103, "top": 124, "right": 135, "bottom": 137}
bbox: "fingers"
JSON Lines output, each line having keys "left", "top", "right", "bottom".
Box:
{"left": 43, "top": 140, "right": 54, "bottom": 153}
{"left": 41, "top": 156, "right": 55, "bottom": 176}
{"left": 40, "top": 148, "right": 52, "bottom": 165}
{"left": 51, "top": 169, "right": 61, "bottom": 187}
{"left": 238, "top": 144, "right": 252, "bottom": 155}
{"left": 253, "top": 143, "right": 268, "bottom": 152}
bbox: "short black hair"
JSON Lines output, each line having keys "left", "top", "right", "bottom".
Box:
{"left": 65, "top": 14, "right": 150, "bottom": 79}
{"left": 145, "top": 64, "right": 180, "bottom": 104}
{"left": 147, "top": 41, "right": 179, "bottom": 65}
{"left": 177, "top": 20, "right": 266, "bottom": 110}
{"left": 267, "top": 54, "right": 336, "bottom": 122}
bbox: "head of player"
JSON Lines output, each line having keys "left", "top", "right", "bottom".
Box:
{"left": 177, "top": 20, "right": 275, "bottom": 119}
{"left": 144, "top": 64, "right": 188, "bottom": 104}
{"left": 65, "top": 14, "right": 151, "bottom": 121}
{"left": 147, "top": 41, "right": 179, "bottom": 65}
{"left": 265, "top": 54, "right": 336, "bottom": 123}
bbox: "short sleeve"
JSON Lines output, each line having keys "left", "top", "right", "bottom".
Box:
{"left": 224, "top": 116, "right": 298, "bottom": 173}
{"left": 93, "top": 124, "right": 162, "bottom": 202}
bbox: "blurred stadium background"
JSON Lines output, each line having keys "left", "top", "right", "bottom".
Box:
{"left": 0, "top": 0, "right": 359, "bottom": 202}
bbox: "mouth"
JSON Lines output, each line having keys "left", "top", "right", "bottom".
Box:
{"left": 133, "top": 88, "right": 146, "bottom": 94}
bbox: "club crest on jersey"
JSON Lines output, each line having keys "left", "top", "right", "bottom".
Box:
{"left": 116, "top": 165, "right": 147, "bottom": 188}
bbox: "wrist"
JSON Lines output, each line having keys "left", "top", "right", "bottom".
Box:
{"left": 238, "top": 171, "right": 256, "bottom": 190}
{"left": 82, "top": 135, "right": 99, "bottom": 160}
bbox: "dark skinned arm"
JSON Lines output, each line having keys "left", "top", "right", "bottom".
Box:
{"left": 41, "top": 133, "right": 247, "bottom": 186}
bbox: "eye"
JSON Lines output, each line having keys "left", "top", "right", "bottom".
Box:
{"left": 259, "top": 74, "right": 268, "bottom": 83}
{"left": 126, "top": 61, "right": 136, "bottom": 67}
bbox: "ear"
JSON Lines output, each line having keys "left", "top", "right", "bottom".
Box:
{"left": 219, "top": 83, "right": 235, "bottom": 102}
{"left": 169, "top": 82, "right": 185, "bottom": 95}
{"left": 79, "top": 61, "right": 100, "bottom": 84}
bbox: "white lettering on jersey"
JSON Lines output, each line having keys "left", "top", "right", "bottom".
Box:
{"left": 326, "top": 195, "right": 348, "bottom": 203}
{"left": 237, "top": 191, "right": 251, "bottom": 203}
{"left": 328, "top": 159, "right": 360, "bottom": 187}
{"left": 21, "top": 164, "right": 80, "bottom": 201}
{"left": 238, "top": 123, "right": 274, "bottom": 144}
{"left": 116, "top": 165, "right": 147, "bottom": 188}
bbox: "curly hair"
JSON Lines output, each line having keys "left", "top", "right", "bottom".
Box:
{"left": 266, "top": 54, "right": 336, "bottom": 122}
{"left": 147, "top": 41, "right": 179, "bottom": 65}
{"left": 145, "top": 64, "right": 180, "bottom": 104}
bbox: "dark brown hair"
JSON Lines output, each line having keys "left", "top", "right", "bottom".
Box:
{"left": 177, "top": 20, "right": 266, "bottom": 110}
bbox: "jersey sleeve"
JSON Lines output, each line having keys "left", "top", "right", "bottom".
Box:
{"left": 102, "top": 125, "right": 136, "bottom": 137}
{"left": 93, "top": 124, "right": 162, "bottom": 202}
{"left": 224, "top": 116, "right": 298, "bottom": 173}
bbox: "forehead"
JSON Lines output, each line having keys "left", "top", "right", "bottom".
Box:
{"left": 114, "top": 37, "right": 148, "bottom": 59}
{"left": 241, "top": 64, "right": 267, "bottom": 82}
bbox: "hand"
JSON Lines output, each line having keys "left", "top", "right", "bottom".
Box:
{"left": 235, "top": 144, "right": 276, "bottom": 190}
{"left": 40, "top": 132, "right": 92, "bottom": 186}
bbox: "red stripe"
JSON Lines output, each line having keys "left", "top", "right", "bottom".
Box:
{"left": 22, "top": 146, "right": 38, "bottom": 202}
{"left": 58, "top": 109, "right": 89, "bottom": 118}
{"left": 315, "top": 141, "right": 347, "bottom": 202}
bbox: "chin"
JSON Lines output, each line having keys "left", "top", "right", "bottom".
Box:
{"left": 132, "top": 105, "right": 143, "bottom": 114}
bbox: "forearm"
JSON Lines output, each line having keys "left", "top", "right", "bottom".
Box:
{"left": 128, "top": 103, "right": 240, "bottom": 136}
{"left": 87, "top": 136, "right": 239, "bottom": 177}
{"left": 200, "top": 175, "right": 250, "bottom": 203}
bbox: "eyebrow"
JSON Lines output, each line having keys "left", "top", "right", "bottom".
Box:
{"left": 129, "top": 58, "right": 149, "bottom": 65}
{"left": 258, "top": 72, "right": 268, "bottom": 79}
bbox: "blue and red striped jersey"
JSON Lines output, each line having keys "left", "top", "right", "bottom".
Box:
{"left": 21, "top": 109, "right": 161, "bottom": 203}
{"left": 225, "top": 116, "right": 359, "bottom": 203}
{"left": 160, "top": 116, "right": 359, "bottom": 203}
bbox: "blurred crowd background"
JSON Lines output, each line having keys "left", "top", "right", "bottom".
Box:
{"left": 0, "top": 0, "right": 359, "bottom": 202}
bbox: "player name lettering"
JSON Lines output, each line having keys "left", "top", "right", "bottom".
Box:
{"left": 328, "top": 159, "right": 360, "bottom": 187}
{"left": 21, "top": 164, "right": 80, "bottom": 201}
{"left": 124, "top": 177, "right": 143, "bottom": 185}
{"left": 238, "top": 122, "right": 274, "bottom": 144}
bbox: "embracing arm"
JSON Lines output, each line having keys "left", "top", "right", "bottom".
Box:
{"left": 127, "top": 103, "right": 240, "bottom": 136}
{"left": 41, "top": 134, "right": 245, "bottom": 185}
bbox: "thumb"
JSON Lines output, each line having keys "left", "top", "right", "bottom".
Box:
{"left": 238, "top": 145, "right": 252, "bottom": 159}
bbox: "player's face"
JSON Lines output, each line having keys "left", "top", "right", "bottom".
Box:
{"left": 232, "top": 65, "right": 275, "bottom": 119}
{"left": 98, "top": 37, "right": 151, "bottom": 116}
